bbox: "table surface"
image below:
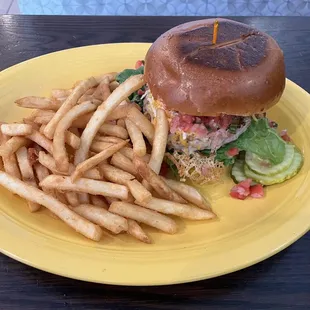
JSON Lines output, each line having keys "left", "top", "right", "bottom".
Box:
{"left": 0, "top": 15, "right": 309, "bottom": 309}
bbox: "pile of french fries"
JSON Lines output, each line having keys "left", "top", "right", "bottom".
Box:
{"left": 0, "top": 71, "right": 215, "bottom": 244}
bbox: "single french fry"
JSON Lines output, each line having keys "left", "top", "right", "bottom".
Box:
{"left": 127, "top": 219, "right": 151, "bottom": 244}
{"left": 0, "top": 137, "right": 30, "bottom": 157}
{"left": 65, "top": 192, "right": 80, "bottom": 207}
{"left": 90, "top": 195, "right": 109, "bottom": 209}
{"left": 98, "top": 124, "right": 128, "bottom": 139}
{"left": 99, "top": 163, "right": 135, "bottom": 185}
{"left": 163, "top": 178, "right": 212, "bottom": 211}
{"left": 148, "top": 108, "right": 169, "bottom": 174}
{"left": 27, "top": 130, "right": 53, "bottom": 154}
{"left": 109, "top": 81, "right": 119, "bottom": 92}
{"left": 0, "top": 132, "right": 21, "bottom": 179}
{"left": 0, "top": 170, "right": 102, "bottom": 241}
{"left": 74, "top": 204, "right": 128, "bottom": 234}
{"left": 109, "top": 201, "right": 177, "bottom": 234}
{"left": 71, "top": 140, "right": 128, "bottom": 182}
{"left": 51, "top": 89, "right": 72, "bottom": 98}
{"left": 125, "top": 118, "right": 146, "bottom": 157}
{"left": 33, "top": 114, "right": 55, "bottom": 125}
{"left": 116, "top": 119, "right": 125, "bottom": 128}
{"left": 84, "top": 167, "right": 102, "bottom": 180}
{"left": 1, "top": 124, "right": 33, "bottom": 136}
{"left": 65, "top": 130, "right": 80, "bottom": 150}
{"left": 40, "top": 175, "right": 128, "bottom": 200}
{"left": 15, "top": 97, "right": 61, "bottom": 111}
{"left": 74, "top": 75, "right": 145, "bottom": 166}
{"left": 90, "top": 141, "right": 114, "bottom": 153}
{"left": 53, "top": 101, "right": 96, "bottom": 172}
{"left": 111, "top": 152, "right": 140, "bottom": 178}
{"left": 16, "top": 147, "right": 40, "bottom": 212}
{"left": 95, "top": 72, "right": 117, "bottom": 84}
{"left": 94, "top": 136, "right": 125, "bottom": 144}
{"left": 44, "top": 77, "right": 98, "bottom": 139}
{"left": 2, "top": 154, "right": 21, "bottom": 179}
{"left": 136, "top": 197, "right": 215, "bottom": 220}
{"left": 126, "top": 179, "right": 152, "bottom": 205}
{"left": 127, "top": 106, "right": 154, "bottom": 144}
{"left": 133, "top": 156, "right": 186, "bottom": 203}
{"left": 118, "top": 147, "right": 150, "bottom": 163}
{"left": 93, "top": 78, "right": 111, "bottom": 101}
{"left": 33, "top": 163, "right": 54, "bottom": 195}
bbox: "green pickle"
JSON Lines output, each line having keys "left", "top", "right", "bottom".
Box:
{"left": 231, "top": 144, "right": 303, "bottom": 186}
{"left": 244, "top": 149, "right": 303, "bottom": 185}
{"left": 245, "top": 144, "right": 295, "bottom": 176}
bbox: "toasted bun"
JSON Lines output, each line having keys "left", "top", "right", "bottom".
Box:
{"left": 145, "top": 18, "right": 285, "bottom": 116}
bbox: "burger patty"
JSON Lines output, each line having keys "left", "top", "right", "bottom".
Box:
{"left": 143, "top": 91, "right": 251, "bottom": 153}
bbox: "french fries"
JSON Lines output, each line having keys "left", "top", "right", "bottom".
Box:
{"left": 15, "top": 97, "right": 62, "bottom": 111}
{"left": 163, "top": 178, "right": 212, "bottom": 211}
{"left": 94, "top": 136, "right": 125, "bottom": 144}
{"left": 71, "top": 140, "right": 128, "bottom": 182}
{"left": 127, "top": 219, "right": 151, "bottom": 244}
{"left": 111, "top": 152, "right": 140, "bottom": 178}
{"left": 0, "top": 136, "right": 30, "bottom": 157}
{"left": 16, "top": 147, "right": 41, "bottom": 212}
{"left": 1, "top": 124, "right": 33, "bottom": 136}
{"left": 0, "top": 69, "right": 214, "bottom": 243}
{"left": 133, "top": 156, "right": 186, "bottom": 203}
{"left": 148, "top": 109, "right": 169, "bottom": 174}
{"left": 27, "top": 130, "right": 53, "bottom": 154}
{"left": 127, "top": 106, "right": 154, "bottom": 144}
{"left": 92, "top": 78, "right": 111, "bottom": 101}
{"left": 74, "top": 75, "right": 145, "bottom": 165}
{"left": 44, "top": 77, "right": 98, "bottom": 139}
{"left": 38, "top": 151, "right": 101, "bottom": 179}
{"left": 126, "top": 179, "right": 152, "bottom": 205}
{"left": 53, "top": 101, "right": 96, "bottom": 172}
{"left": 74, "top": 204, "right": 128, "bottom": 234}
{"left": 98, "top": 124, "right": 128, "bottom": 139}
{"left": 125, "top": 118, "right": 146, "bottom": 156}
{"left": 136, "top": 197, "right": 215, "bottom": 220}
{"left": 109, "top": 202, "right": 177, "bottom": 234}
{"left": 118, "top": 147, "right": 150, "bottom": 163}
{"left": 0, "top": 170, "right": 102, "bottom": 241}
{"left": 99, "top": 163, "right": 135, "bottom": 185}
{"left": 40, "top": 175, "right": 129, "bottom": 200}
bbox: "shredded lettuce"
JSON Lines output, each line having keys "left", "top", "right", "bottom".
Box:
{"left": 216, "top": 118, "right": 286, "bottom": 166}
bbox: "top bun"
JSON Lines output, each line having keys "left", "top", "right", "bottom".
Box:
{"left": 144, "top": 18, "right": 285, "bottom": 116}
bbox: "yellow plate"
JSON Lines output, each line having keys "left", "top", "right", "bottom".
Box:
{"left": 0, "top": 43, "right": 309, "bottom": 286}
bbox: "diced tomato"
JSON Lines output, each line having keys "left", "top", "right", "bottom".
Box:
{"left": 227, "top": 147, "right": 239, "bottom": 157}
{"left": 250, "top": 184, "right": 264, "bottom": 198}
{"left": 135, "top": 60, "right": 144, "bottom": 69}
{"left": 280, "top": 129, "right": 291, "bottom": 142}
{"left": 230, "top": 179, "right": 252, "bottom": 200}
{"left": 159, "top": 161, "right": 169, "bottom": 177}
{"left": 137, "top": 89, "right": 145, "bottom": 96}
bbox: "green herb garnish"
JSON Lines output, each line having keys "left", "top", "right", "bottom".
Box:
{"left": 216, "top": 118, "right": 286, "bottom": 166}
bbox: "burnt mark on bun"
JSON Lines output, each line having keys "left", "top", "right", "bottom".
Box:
{"left": 178, "top": 20, "right": 268, "bottom": 71}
